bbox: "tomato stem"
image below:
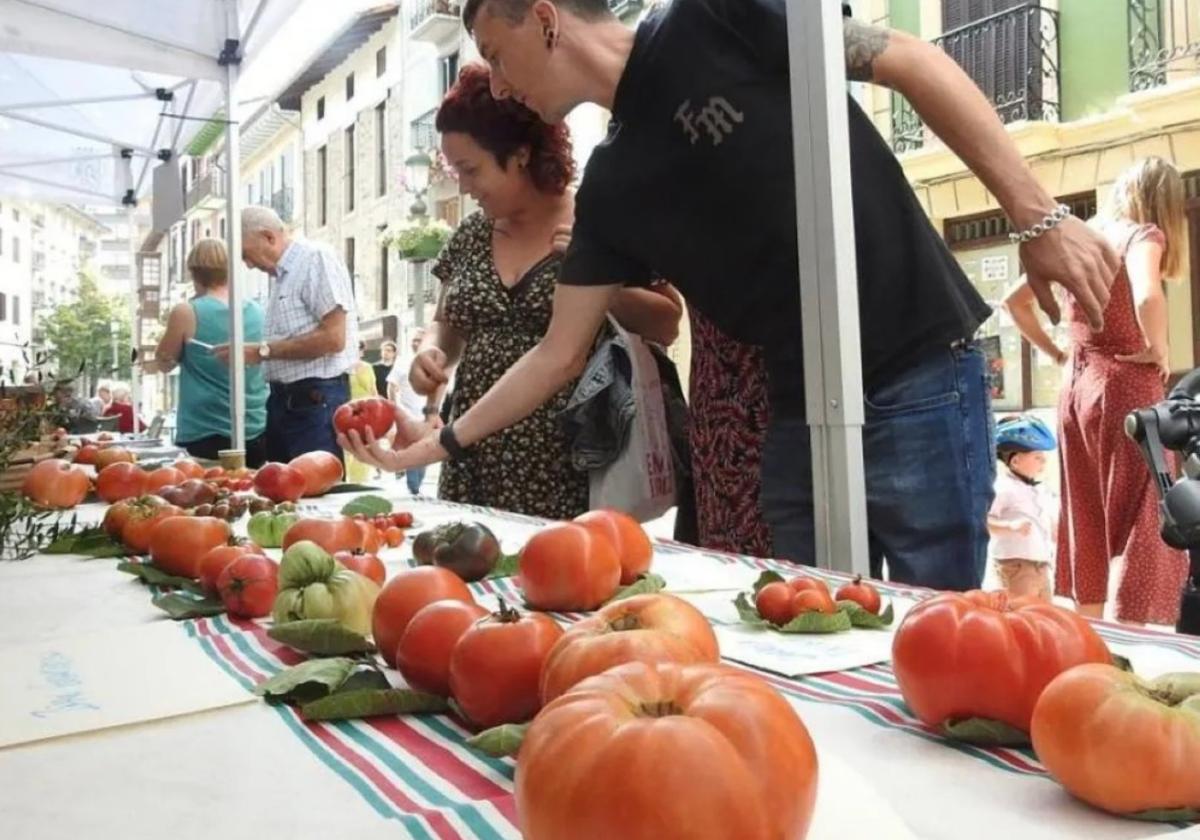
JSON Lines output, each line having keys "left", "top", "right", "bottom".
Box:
{"left": 607, "top": 615, "right": 643, "bottom": 633}
{"left": 636, "top": 700, "right": 684, "bottom": 718}
{"left": 494, "top": 598, "right": 521, "bottom": 624}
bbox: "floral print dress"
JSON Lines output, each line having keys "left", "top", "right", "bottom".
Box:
{"left": 432, "top": 212, "right": 589, "bottom": 519}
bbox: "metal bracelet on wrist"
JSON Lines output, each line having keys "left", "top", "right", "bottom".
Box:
{"left": 1009, "top": 204, "right": 1072, "bottom": 244}
{"left": 439, "top": 423, "right": 468, "bottom": 460}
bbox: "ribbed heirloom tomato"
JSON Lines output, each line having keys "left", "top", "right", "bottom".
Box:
{"left": 573, "top": 509, "right": 653, "bottom": 584}
{"left": 892, "top": 591, "right": 1111, "bottom": 736}
{"left": 282, "top": 516, "right": 379, "bottom": 555}
{"left": 517, "top": 662, "right": 819, "bottom": 840}
{"left": 217, "top": 554, "right": 278, "bottom": 618}
{"left": 148, "top": 516, "right": 232, "bottom": 578}
{"left": 289, "top": 451, "right": 344, "bottom": 497}
{"left": 448, "top": 602, "right": 563, "bottom": 729}
{"left": 120, "top": 497, "right": 183, "bottom": 554}
{"left": 518, "top": 522, "right": 621, "bottom": 611}
{"left": 1031, "top": 664, "right": 1200, "bottom": 818}
{"left": 143, "top": 466, "right": 185, "bottom": 494}
{"left": 22, "top": 459, "right": 89, "bottom": 508}
{"left": 371, "top": 567, "right": 475, "bottom": 668}
{"left": 539, "top": 593, "right": 719, "bottom": 702}
{"left": 96, "top": 462, "right": 149, "bottom": 503}
{"left": 198, "top": 542, "right": 263, "bottom": 595}
{"left": 333, "top": 549, "right": 386, "bottom": 586}
{"left": 396, "top": 600, "right": 489, "bottom": 696}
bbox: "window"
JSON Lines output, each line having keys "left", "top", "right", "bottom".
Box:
{"left": 376, "top": 46, "right": 387, "bottom": 77}
{"left": 246, "top": 184, "right": 255, "bottom": 205}
{"left": 316, "top": 96, "right": 326, "bottom": 120}
{"left": 12, "top": 237, "right": 18, "bottom": 263}
{"left": 439, "top": 51, "right": 460, "bottom": 96}
{"left": 345, "top": 72, "right": 355, "bottom": 101}
{"left": 345, "top": 125, "right": 356, "bottom": 212}
{"left": 12, "top": 296, "right": 19, "bottom": 326}
{"left": 345, "top": 238, "right": 356, "bottom": 292}
{"left": 380, "top": 245, "right": 389, "bottom": 310}
{"left": 0, "top": 293, "right": 6, "bottom": 321}
{"left": 376, "top": 102, "right": 387, "bottom": 197}
{"left": 317, "top": 146, "right": 328, "bottom": 226}
{"left": 219, "top": 218, "right": 226, "bottom": 240}
{"left": 12, "top": 208, "right": 19, "bottom": 222}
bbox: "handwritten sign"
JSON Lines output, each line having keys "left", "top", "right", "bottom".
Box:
{"left": 0, "top": 622, "right": 253, "bottom": 749}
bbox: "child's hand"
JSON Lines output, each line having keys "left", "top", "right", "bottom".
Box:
{"left": 1017, "top": 519, "right": 1033, "bottom": 536}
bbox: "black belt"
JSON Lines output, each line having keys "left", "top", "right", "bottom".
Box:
{"left": 270, "top": 374, "right": 349, "bottom": 396}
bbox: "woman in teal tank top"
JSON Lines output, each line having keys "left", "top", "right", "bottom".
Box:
{"left": 151, "top": 239, "right": 269, "bottom": 465}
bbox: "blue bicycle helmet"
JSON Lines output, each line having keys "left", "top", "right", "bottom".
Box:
{"left": 995, "top": 415, "right": 1057, "bottom": 452}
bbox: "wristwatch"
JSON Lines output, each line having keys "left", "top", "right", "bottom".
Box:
{"left": 258, "top": 342, "right": 272, "bottom": 360}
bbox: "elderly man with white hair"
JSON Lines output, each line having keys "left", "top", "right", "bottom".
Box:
{"left": 214, "top": 205, "right": 358, "bottom": 462}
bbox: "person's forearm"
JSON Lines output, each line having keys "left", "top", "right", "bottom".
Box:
{"left": 611, "top": 287, "right": 682, "bottom": 346}
{"left": 268, "top": 325, "right": 343, "bottom": 360}
{"left": 426, "top": 319, "right": 467, "bottom": 369}
{"left": 1006, "top": 299, "right": 1063, "bottom": 360}
{"left": 987, "top": 516, "right": 1025, "bottom": 535}
{"left": 453, "top": 342, "right": 587, "bottom": 446}
{"left": 854, "top": 25, "right": 1057, "bottom": 228}
{"left": 1132, "top": 292, "right": 1169, "bottom": 358}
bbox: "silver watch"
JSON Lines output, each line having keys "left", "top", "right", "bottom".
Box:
{"left": 258, "top": 342, "right": 272, "bottom": 359}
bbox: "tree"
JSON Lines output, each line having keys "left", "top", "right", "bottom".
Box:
{"left": 37, "top": 271, "right": 133, "bottom": 393}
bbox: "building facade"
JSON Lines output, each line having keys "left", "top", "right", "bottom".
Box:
{"left": 854, "top": 0, "right": 1200, "bottom": 411}
{"left": 0, "top": 198, "right": 34, "bottom": 384}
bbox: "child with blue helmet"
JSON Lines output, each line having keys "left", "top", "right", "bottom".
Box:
{"left": 987, "top": 415, "right": 1058, "bottom": 600}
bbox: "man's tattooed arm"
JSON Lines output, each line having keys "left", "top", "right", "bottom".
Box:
{"left": 844, "top": 19, "right": 891, "bottom": 83}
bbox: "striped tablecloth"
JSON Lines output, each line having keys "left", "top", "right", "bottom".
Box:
{"left": 2, "top": 496, "right": 1197, "bottom": 840}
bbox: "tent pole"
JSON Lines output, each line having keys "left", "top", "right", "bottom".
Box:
{"left": 223, "top": 0, "right": 247, "bottom": 454}
{"left": 128, "top": 205, "right": 142, "bottom": 436}
{"left": 788, "top": 1, "right": 869, "bottom": 574}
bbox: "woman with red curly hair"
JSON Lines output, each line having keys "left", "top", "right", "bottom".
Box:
{"left": 407, "top": 63, "right": 681, "bottom": 519}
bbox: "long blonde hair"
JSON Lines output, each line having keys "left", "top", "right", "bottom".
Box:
{"left": 187, "top": 238, "right": 229, "bottom": 290}
{"left": 1105, "top": 157, "right": 1187, "bottom": 281}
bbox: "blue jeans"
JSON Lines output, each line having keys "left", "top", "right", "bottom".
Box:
{"left": 405, "top": 466, "right": 426, "bottom": 495}
{"left": 760, "top": 342, "right": 995, "bottom": 591}
{"left": 266, "top": 376, "right": 350, "bottom": 463}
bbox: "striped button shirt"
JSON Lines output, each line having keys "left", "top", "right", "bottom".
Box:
{"left": 263, "top": 239, "right": 359, "bottom": 384}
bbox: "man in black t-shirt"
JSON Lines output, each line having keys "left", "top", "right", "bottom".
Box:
{"left": 342, "top": 0, "right": 1119, "bottom": 591}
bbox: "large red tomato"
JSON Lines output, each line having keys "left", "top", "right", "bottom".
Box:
{"left": 517, "top": 662, "right": 819, "bottom": 840}
{"left": 102, "top": 498, "right": 137, "bottom": 539}
{"left": 282, "top": 516, "right": 375, "bottom": 555}
{"left": 448, "top": 602, "right": 564, "bottom": 729}
{"left": 143, "top": 466, "right": 185, "bottom": 494}
{"left": 371, "top": 567, "right": 475, "bottom": 668}
{"left": 74, "top": 444, "right": 100, "bottom": 465}
{"left": 892, "top": 591, "right": 1111, "bottom": 736}
{"left": 835, "top": 575, "right": 882, "bottom": 615}
{"left": 289, "top": 451, "right": 344, "bottom": 497}
{"left": 119, "top": 497, "right": 182, "bottom": 554}
{"left": 172, "top": 458, "right": 205, "bottom": 480}
{"left": 22, "top": 459, "right": 89, "bottom": 508}
{"left": 94, "top": 447, "right": 136, "bottom": 470}
{"left": 217, "top": 554, "right": 278, "bottom": 618}
{"left": 574, "top": 509, "right": 653, "bottom": 585}
{"left": 148, "top": 516, "right": 232, "bottom": 578}
{"left": 333, "top": 549, "right": 386, "bottom": 586}
{"left": 96, "top": 462, "right": 149, "bottom": 503}
{"left": 540, "top": 594, "right": 719, "bottom": 702}
{"left": 198, "top": 541, "right": 263, "bottom": 595}
{"left": 253, "top": 461, "right": 307, "bottom": 503}
{"left": 1031, "top": 663, "right": 1200, "bottom": 817}
{"left": 332, "top": 396, "right": 394, "bottom": 439}
{"left": 395, "top": 600, "right": 489, "bottom": 696}
{"left": 519, "top": 523, "right": 621, "bottom": 612}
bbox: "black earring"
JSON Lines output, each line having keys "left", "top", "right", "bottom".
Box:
{"left": 544, "top": 29, "right": 555, "bottom": 49}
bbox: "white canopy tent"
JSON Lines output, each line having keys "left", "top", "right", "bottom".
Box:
{"left": 0, "top": 0, "right": 373, "bottom": 453}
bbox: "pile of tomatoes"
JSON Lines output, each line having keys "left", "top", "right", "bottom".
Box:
{"left": 754, "top": 574, "right": 883, "bottom": 626}
{"left": 350, "top": 511, "right": 415, "bottom": 548}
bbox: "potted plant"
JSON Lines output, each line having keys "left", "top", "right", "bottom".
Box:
{"left": 385, "top": 217, "right": 454, "bottom": 263}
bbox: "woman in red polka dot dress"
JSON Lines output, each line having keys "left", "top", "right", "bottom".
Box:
{"left": 1006, "top": 157, "right": 1188, "bottom": 625}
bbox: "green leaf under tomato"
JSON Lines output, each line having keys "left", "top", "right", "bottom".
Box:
{"left": 267, "top": 619, "right": 377, "bottom": 656}
{"left": 254, "top": 657, "right": 357, "bottom": 705}
{"left": 337, "top": 668, "right": 392, "bottom": 694}
{"left": 1127, "top": 808, "right": 1200, "bottom": 823}
{"left": 466, "top": 723, "right": 529, "bottom": 757}
{"left": 44, "top": 527, "right": 126, "bottom": 557}
{"left": 1112, "top": 653, "right": 1134, "bottom": 673}
{"left": 485, "top": 552, "right": 520, "bottom": 579}
{"left": 339, "top": 494, "right": 393, "bottom": 517}
{"left": 299, "top": 688, "right": 450, "bottom": 721}
{"left": 750, "top": 570, "right": 785, "bottom": 595}
{"left": 777, "top": 609, "right": 852, "bottom": 634}
{"left": 117, "top": 561, "right": 203, "bottom": 593}
{"left": 151, "top": 592, "right": 227, "bottom": 620}
{"left": 940, "top": 717, "right": 1030, "bottom": 746}
{"left": 836, "top": 599, "right": 895, "bottom": 629}
{"left": 733, "top": 591, "right": 772, "bottom": 628}
{"left": 606, "top": 573, "right": 667, "bottom": 604}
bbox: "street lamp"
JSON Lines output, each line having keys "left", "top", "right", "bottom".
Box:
{"left": 403, "top": 151, "right": 433, "bottom": 328}
{"left": 404, "top": 151, "right": 432, "bottom": 219}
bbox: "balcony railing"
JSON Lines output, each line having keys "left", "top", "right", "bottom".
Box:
{"left": 185, "top": 170, "right": 226, "bottom": 213}
{"left": 411, "top": 109, "right": 438, "bottom": 152}
{"left": 410, "top": 0, "right": 461, "bottom": 42}
{"left": 270, "top": 187, "right": 294, "bottom": 224}
{"left": 1129, "top": 0, "right": 1200, "bottom": 91}
{"left": 891, "top": 4, "right": 1060, "bottom": 153}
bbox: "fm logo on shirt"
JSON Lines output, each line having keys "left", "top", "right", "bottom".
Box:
{"left": 674, "top": 97, "right": 744, "bottom": 146}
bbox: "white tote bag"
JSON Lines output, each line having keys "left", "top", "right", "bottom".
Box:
{"left": 588, "top": 320, "right": 677, "bottom": 522}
